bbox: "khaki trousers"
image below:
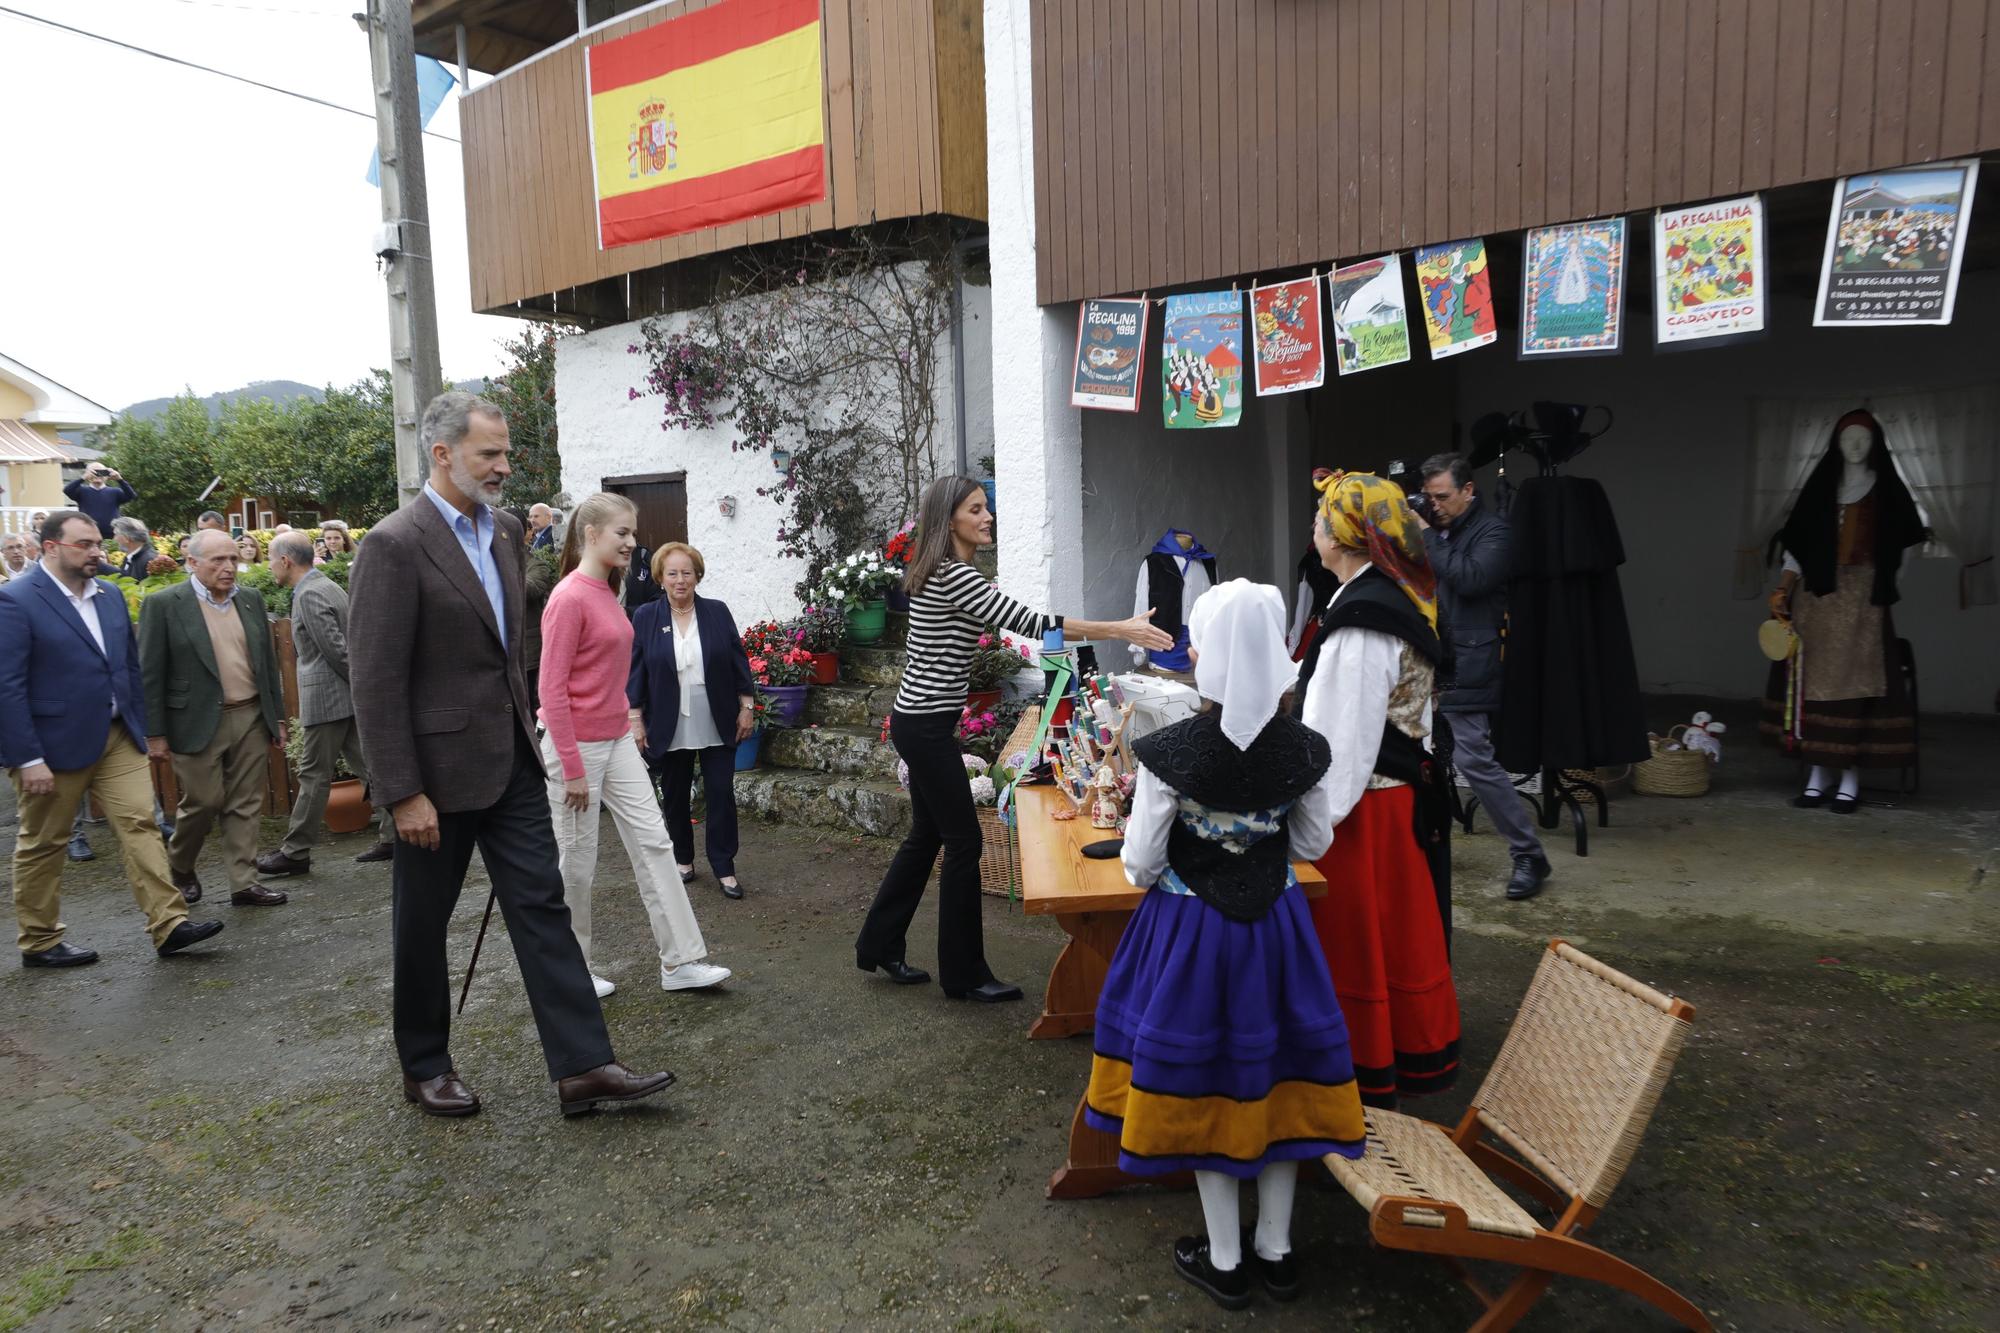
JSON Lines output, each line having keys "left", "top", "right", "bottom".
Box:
{"left": 280, "top": 716, "right": 379, "bottom": 858}
{"left": 168, "top": 704, "right": 270, "bottom": 893}
{"left": 11, "top": 731, "right": 188, "bottom": 952}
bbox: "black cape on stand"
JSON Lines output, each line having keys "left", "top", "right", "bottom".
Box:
{"left": 1496, "top": 475, "right": 1650, "bottom": 773}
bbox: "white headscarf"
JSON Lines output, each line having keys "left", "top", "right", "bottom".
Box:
{"left": 1186, "top": 579, "right": 1297, "bottom": 751}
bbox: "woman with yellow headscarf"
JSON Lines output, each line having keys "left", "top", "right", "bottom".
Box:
{"left": 1292, "top": 471, "right": 1460, "bottom": 1110}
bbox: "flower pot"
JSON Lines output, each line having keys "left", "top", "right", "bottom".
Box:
{"left": 845, "top": 598, "right": 888, "bottom": 645}
{"left": 809, "top": 652, "right": 839, "bottom": 685}
{"left": 734, "top": 732, "right": 763, "bottom": 771}
{"left": 324, "top": 777, "right": 373, "bottom": 834}
{"left": 764, "top": 683, "right": 809, "bottom": 727}
{"left": 966, "top": 689, "right": 1003, "bottom": 715}
{"left": 885, "top": 586, "right": 911, "bottom": 613}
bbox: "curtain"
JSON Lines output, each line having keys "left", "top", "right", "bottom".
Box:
{"left": 1737, "top": 386, "right": 2000, "bottom": 607}
{"left": 1873, "top": 387, "right": 1999, "bottom": 607}
{"left": 1736, "top": 396, "right": 1848, "bottom": 599}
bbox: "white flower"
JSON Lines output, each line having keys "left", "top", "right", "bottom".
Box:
{"left": 961, "top": 753, "right": 988, "bottom": 774}
{"left": 847, "top": 554, "right": 860, "bottom": 566}
{"left": 969, "top": 775, "right": 996, "bottom": 804}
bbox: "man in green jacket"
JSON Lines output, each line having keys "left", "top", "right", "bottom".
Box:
{"left": 138, "top": 530, "right": 291, "bottom": 908}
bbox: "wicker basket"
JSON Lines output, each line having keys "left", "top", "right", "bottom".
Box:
{"left": 975, "top": 804, "right": 1020, "bottom": 898}
{"left": 997, "top": 702, "right": 1044, "bottom": 769}
{"left": 1632, "top": 727, "right": 1713, "bottom": 797}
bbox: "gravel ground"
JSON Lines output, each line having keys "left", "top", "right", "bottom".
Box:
{"left": 2, "top": 770, "right": 1995, "bottom": 1332}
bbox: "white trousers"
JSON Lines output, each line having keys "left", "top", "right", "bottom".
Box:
{"left": 542, "top": 733, "right": 707, "bottom": 973}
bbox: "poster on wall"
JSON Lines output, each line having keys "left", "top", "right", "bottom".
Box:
{"left": 1249, "top": 277, "right": 1326, "bottom": 395}
{"left": 1161, "top": 291, "right": 1246, "bottom": 428}
{"left": 1413, "top": 238, "right": 1498, "bottom": 359}
{"left": 1520, "top": 218, "right": 1628, "bottom": 357}
{"left": 1654, "top": 195, "right": 1766, "bottom": 346}
{"left": 1070, "top": 298, "right": 1149, "bottom": 412}
{"left": 1327, "top": 255, "right": 1413, "bottom": 375}
{"left": 585, "top": 0, "right": 827, "bottom": 249}
{"left": 1814, "top": 160, "right": 1980, "bottom": 326}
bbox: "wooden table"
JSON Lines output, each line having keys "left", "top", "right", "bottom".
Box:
{"left": 1014, "top": 783, "right": 1325, "bottom": 1198}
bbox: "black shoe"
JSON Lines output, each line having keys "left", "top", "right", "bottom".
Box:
{"left": 1172, "top": 1236, "right": 1251, "bottom": 1311}
{"left": 354, "top": 841, "right": 395, "bottom": 864}
{"left": 678, "top": 866, "right": 699, "bottom": 884}
{"left": 172, "top": 869, "right": 203, "bottom": 905}
{"left": 157, "top": 919, "right": 225, "bottom": 957}
{"left": 1791, "top": 788, "right": 1829, "bottom": 809}
{"left": 1506, "top": 853, "right": 1551, "bottom": 901}
{"left": 22, "top": 941, "right": 98, "bottom": 968}
{"left": 857, "top": 957, "right": 930, "bottom": 986}
{"left": 718, "top": 876, "right": 744, "bottom": 900}
{"left": 1830, "top": 793, "right": 1860, "bottom": 814}
{"left": 254, "top": 848, "right": 311, "bottom": 877}
{"left": 1241, "top": 1226, "right": 1299, "bottom": 1301}
{"left": 943, "top": 979, "right": 1024, "bottom": 1003}
{"left": 67, "top": 833, "right": 95, "bottom": 862}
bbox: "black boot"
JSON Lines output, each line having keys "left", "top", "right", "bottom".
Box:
{"left": 1507, "top": 853, "right": 1551, "bottom": 901}
{"left": 1172, "top": 1236, "right": 1251, "bottom": 1311}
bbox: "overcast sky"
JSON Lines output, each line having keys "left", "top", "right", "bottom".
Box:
{"left": 0, "top": 0, "right": 520, "bottom": 410}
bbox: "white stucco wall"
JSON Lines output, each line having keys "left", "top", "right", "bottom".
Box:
{"left": 556, "top": 268, "right": 992, "bottom": 626}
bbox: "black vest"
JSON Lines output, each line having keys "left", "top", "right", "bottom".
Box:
{"left": 1294, "top": 567, "right": 1441, "bottom": 781}
{"left": 1130, "top": 711, "right": 1331, "bottom": 923}
{"left": 1144, "top": 550, "right": 1219, "bottom": 640}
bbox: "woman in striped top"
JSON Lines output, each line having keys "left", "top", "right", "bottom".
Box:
{"left": 856, "top": 476, "right": 1172, "bottom": 1002}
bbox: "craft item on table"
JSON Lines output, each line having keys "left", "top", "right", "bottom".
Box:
{"left": 1089, "top": 764, "right": 1124, "bottom": 829}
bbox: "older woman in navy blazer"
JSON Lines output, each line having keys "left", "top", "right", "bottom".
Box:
{"left": 628, "top": 543, "right": 757, "bottom": 898}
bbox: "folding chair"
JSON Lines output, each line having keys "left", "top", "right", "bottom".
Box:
{"left": 1325, "top": 940, "right": 1707, "bottom": 1332}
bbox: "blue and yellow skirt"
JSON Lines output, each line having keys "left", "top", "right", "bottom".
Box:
{"left": 1084, "top": 876, "right": 1367, "bottom": 1180}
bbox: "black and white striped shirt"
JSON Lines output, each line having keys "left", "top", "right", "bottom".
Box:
{"left": 894, "top": 559, "right": 1057, "bottom": 715}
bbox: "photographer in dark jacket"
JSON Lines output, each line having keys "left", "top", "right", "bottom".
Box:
{"left": 1415, "top": 454, "right": 1550, "bottom": 901}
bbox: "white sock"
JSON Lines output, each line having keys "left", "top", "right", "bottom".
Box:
{"left": 1804, "top": 764, "right": 1832, "bottom": 795}
{"left": 1194, "top": 1170, "right": 1242, "bottom": 1270}
{"left": 1253, "top": 1162, "right": 1298, "bottom": 1260}
{"left": 1838, "top": 767, "right": 1861, "bottom": 799}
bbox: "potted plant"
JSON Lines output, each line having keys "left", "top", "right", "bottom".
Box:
{"left": 751, "top": 641, "right": 818, "bottom": 727}
{"left": 964, "top": 629, "right": 1030, "bottom": 715}
{"left": 284, "top": 728, "right": 373, "bottom": 833}
{"left": 818, "top": 549, "right": 899, "bottom": 645}
{"left": 883, "top": 522, "right": 916, "bottom": 613}
{"left": 789, "top": 605, "right": 847, "bottom": 685}
{"left": 735, "top": 688, "right": 779, "bottom": 771}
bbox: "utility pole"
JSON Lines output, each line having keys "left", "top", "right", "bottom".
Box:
{"left": 365, "top": 0, "right": 443, "bottom": 509}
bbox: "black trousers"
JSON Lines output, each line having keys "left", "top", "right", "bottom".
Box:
{"left": 391, "top": 735, "right": 613, "bottom": 1082}
{"left": 653, "top": 744, "right": 740, "bottom": 877}
{"left": 854, "top": 709, "right": 991, "bottom": 991}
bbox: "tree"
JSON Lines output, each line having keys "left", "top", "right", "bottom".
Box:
{"left": 485, "top": 326, "right": 563, "bottom": 506}
{"left": 288, "top": 372, "right": 398, "bottom": 525}
{"left": 95, "top": 393, "right": 223, "bottom": 530}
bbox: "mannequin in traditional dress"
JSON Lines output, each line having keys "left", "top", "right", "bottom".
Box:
{"left": 1763, "top": 410, "right": 1925, "bottom": 813}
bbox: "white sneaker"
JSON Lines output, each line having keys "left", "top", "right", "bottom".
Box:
{"left": 591, "top": 974, "right": 616, "bottom": 999}
{"left": 660, "top": 961, "right": 731, "bottom": 992}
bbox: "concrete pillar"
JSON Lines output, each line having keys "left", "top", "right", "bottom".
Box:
{"left": 983, "top": 1, "right": 1083, "bottom": 614}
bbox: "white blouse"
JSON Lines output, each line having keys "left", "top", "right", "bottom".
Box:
{"left": 1300, "top": 564, "right": 1413, "bottom": 829}
{"left": 672, "top": 611, "right": 704, "bottom": 716}
{"left": 1121, "top": 759, "right": 1338, "bottom": 889}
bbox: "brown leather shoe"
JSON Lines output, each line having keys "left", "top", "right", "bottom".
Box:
{"left": 403, "top": 1070, "right": 480, "bottom": 1117}
{"left": 555, "top": 1061, "right": 676, "bottom": 1118}
{"left": 354, "top": 841, "right": 395, "bottom": 864}
{"left": 172, "top": 869, "right": 203, "bottom": 904}
{"left": 230, "top": 883, "right": 289, "bottom": 907}
{"left": 254, "top": 848, "right": 311, "bottom": 877}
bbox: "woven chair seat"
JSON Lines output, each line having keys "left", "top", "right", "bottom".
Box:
{"left": 1326, "top": 1110, "right": 1541, "bottom": 1240}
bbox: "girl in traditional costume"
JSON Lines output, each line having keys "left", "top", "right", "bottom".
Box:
{"left": 1085, "top": 580, "right": 1366, "bottom": 1311}
{"left": 1296, "top": 471, "right": 1461, "bottom": 1108}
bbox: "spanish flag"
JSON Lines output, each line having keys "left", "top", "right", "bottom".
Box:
{"left": 586, "top": 0, "right": 826, "bottom": 249}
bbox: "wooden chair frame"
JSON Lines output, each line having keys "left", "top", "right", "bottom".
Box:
{"left": 1330, "top": 940, "right": 1709, "bottom": 1333}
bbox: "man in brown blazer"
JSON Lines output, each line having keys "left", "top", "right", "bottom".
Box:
{"left": 348, "top": 390, "right": 673, "bottom": 1119}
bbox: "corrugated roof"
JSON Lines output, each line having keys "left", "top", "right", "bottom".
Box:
{"left": 0, "top": 419, "right": 71, "bottom": 462}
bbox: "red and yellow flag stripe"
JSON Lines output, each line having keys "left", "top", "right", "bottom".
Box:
{"left": 586, "top": 0, "right": 826, "bottom": 249}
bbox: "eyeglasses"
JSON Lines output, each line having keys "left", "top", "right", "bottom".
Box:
{"left": 52, "top": 539, "right": 106, "bottom": 553}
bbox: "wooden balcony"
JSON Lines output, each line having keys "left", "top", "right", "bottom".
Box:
{"left": 421, "top": 0, "right": 987, "bottom": 319}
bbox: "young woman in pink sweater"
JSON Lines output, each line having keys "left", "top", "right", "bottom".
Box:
{"left": 540, "top": 493, "right": 729, "bottom": 999}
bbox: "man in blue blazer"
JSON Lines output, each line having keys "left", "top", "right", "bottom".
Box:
{"left": 0, "top": 511, "right": 224, "bottom": 967}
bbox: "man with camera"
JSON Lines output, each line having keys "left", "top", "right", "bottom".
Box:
{"left": 1413, "top": 453, "right": 1550, "bottom": 901}
{"left": 63, "top": 464, "right": 137, "bottom": 539}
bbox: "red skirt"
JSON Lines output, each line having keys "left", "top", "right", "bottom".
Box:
{"left": 1310, "top": 785, "right": 1460, "bottom": 1108}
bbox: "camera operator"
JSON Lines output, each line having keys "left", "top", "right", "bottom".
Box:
{"left": 1412, "top": 453, "right": 1550, "bottom": 901}
{"left": 62, "top": 464, "right": 137, "bottom": 539}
